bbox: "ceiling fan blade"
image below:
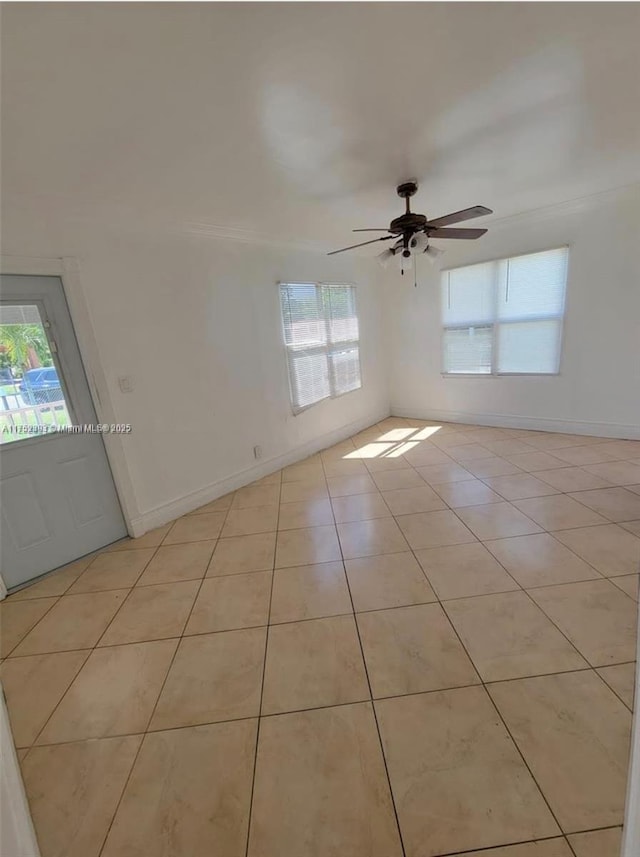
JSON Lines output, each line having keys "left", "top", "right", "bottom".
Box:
{"left": 352, "top": 228, "right": 393, "bottom": 233}
{"left": 427, "top": 227, "right": 488, "bottom": 240}
{"left": 425, "top": 206, "right": 492, "bottom": 229}
{"left": 327, "top": 235, "right": 397, "bottom": 256}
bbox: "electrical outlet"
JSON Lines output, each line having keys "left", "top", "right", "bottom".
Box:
{"left": 253, "top": 445, "right": 262, "bottom": 460}
{"left": 118, "top": 376, "right": 133, "bottom": 393}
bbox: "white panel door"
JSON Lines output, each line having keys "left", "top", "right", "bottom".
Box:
{"left": 0, "top": 275, "right": 126, "bottom": 589}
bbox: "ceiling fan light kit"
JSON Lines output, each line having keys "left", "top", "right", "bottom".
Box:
{"left": 328, "top": 181, "right": 493, "bottom": 283}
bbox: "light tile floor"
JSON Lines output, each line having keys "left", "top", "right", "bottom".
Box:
{"left": 1, "top": 418, "right": 638, "bottom": 857}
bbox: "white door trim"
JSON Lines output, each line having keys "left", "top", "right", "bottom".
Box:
{"left": 622, "top": 599, "right": 640, "bottom": 857}
{"left": 0, "top": 255, "right": 140, "bottom": 533}
{"left": 0, "top": 688, "right": 40, "bottom": 857}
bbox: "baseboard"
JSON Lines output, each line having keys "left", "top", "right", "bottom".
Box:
{"left": 129, "top": 408, "right": 390, "bottom": 537}
{"left": 390, "top": 406, "right": 640, "bottom": 440}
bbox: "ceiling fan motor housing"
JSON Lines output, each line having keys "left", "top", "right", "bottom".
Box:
{"left": 389, "top": 212, "right": 428, "bottom": 234}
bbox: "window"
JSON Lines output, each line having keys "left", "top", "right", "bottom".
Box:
{"left": 0, "top": 303, "right": 72, "bottom": 445}
{"left": 441, "top": 247, "right": 569, "bottom": 375}
{"left": 279, "top": 283, "right": 361, "bottom": 413}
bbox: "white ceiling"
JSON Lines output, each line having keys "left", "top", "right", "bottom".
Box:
{"left": 2, "top": 3, "right": 640, "bottom": 249}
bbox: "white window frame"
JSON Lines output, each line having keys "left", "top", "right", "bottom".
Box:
{"left": 279, "top": 282, "right": 362, "bottom": 415}
{"left": 441, "top": 245, "right": 569, "bottom": 377}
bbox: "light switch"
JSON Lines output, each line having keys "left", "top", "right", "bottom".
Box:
{"left": 118, "top": 376, "right": 134, "bottom": 393}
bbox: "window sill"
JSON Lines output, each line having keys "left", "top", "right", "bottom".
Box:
{"left": 441, "top": 372, "right": 561, "bottom": 378}
{"left": 291, "top": 383, "right": 363, "bottom": 416}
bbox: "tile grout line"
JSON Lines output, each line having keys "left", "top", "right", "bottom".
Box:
{"left": 429, "top": 581, "right": 574, "bottom": 842}
{"left": 565, "top": 834, "right": 580, "bottom": 857}
{"left": 321, "top": 450, "right": 409, "bottom": 857}
{"left": 90, "top": 548, "right": 162, "bottom": 646}
{"left": 7, "top": 438, "right": 637, "bottom": 656}
{"left": 564, "top": 842, "right": 580, "bottom": 857}
{"left": 25, "top": 540, "right": 172, "bottom": 747}
{"left": 8, "top": 648, "right": 91, "bottom": 760}
{"left": 466, "top": 483, "right": 638, "bottom": 660}
{"left": 6, "top": 419, "right": 638, "bottom": 855}
{"left": 5, "top": 539, "right": 164, "bottom": 657}
{"left": 402, "top": 463, "right": 639, "bottom": 661}
{"left": 421, "top": 833, "right": 570, "bottom": 857}
{"left": 595, "top": 670, "right": 637, "bottom": 713}
{"left": 18, "top": 658, "right": 636, "bottom": 754}
{"left": 406, "top": 470, "right": 634, "bottom": 842}
{"left": 349, "top": 430, "right": 622, "bottom": 841}
{"left": 417, "top": 828, "right": 600, "bottom": 857}
{"left": 402, "top": 486, "right": 636, "bottom": 705}
{"left": 5, "top": 628, "right": 635, "bottom": 704}
{"left": 8, "top": 543, "right": 638, "bottom": 605}
{"left": 1, "top": 595, "right": 63, "bottom": 658}
{"left": 243, "top": 468, "right": 282, "bottom": 857}
{"left": 15, "top": 539, "right": 171, "bottom": 848}
{"left": 94, "top": 496, "right": 237, "bottom": 857}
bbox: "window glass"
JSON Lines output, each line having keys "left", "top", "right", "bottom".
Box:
{"left": 0, "top": 304, "right": 72, "bottom": 444}
{"left": 280, "top": 284, "right": 362, "bottom": 412}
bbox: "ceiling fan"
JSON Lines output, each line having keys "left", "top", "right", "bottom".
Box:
{"left": 327, "top": 181, "right": 492, "bottom": 272}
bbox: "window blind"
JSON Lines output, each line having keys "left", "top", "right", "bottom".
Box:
{"left": 280, "top": 283, "right": 362, "bottom": 413}
{"left": 441, "top": 247, "right": 568, "bottom": 375}
{"left": 443, "top": 326, "right": 493, "bottom": 375}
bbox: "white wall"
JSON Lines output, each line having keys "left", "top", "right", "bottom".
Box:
{"left": 385, "top": 185, "right": 640, "bottom": 438}
{"left": 1, "top": 214, "right": 389, "bottom": 533}
{"left": 3, "top": 184, "right": 638, "bottom": 538}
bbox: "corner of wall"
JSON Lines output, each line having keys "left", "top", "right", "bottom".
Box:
{"left": 129, "top": 406, "right": 390, "bottom": 536}
{"left": 390, "top": 406, "right": 640, "bottom": 440}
